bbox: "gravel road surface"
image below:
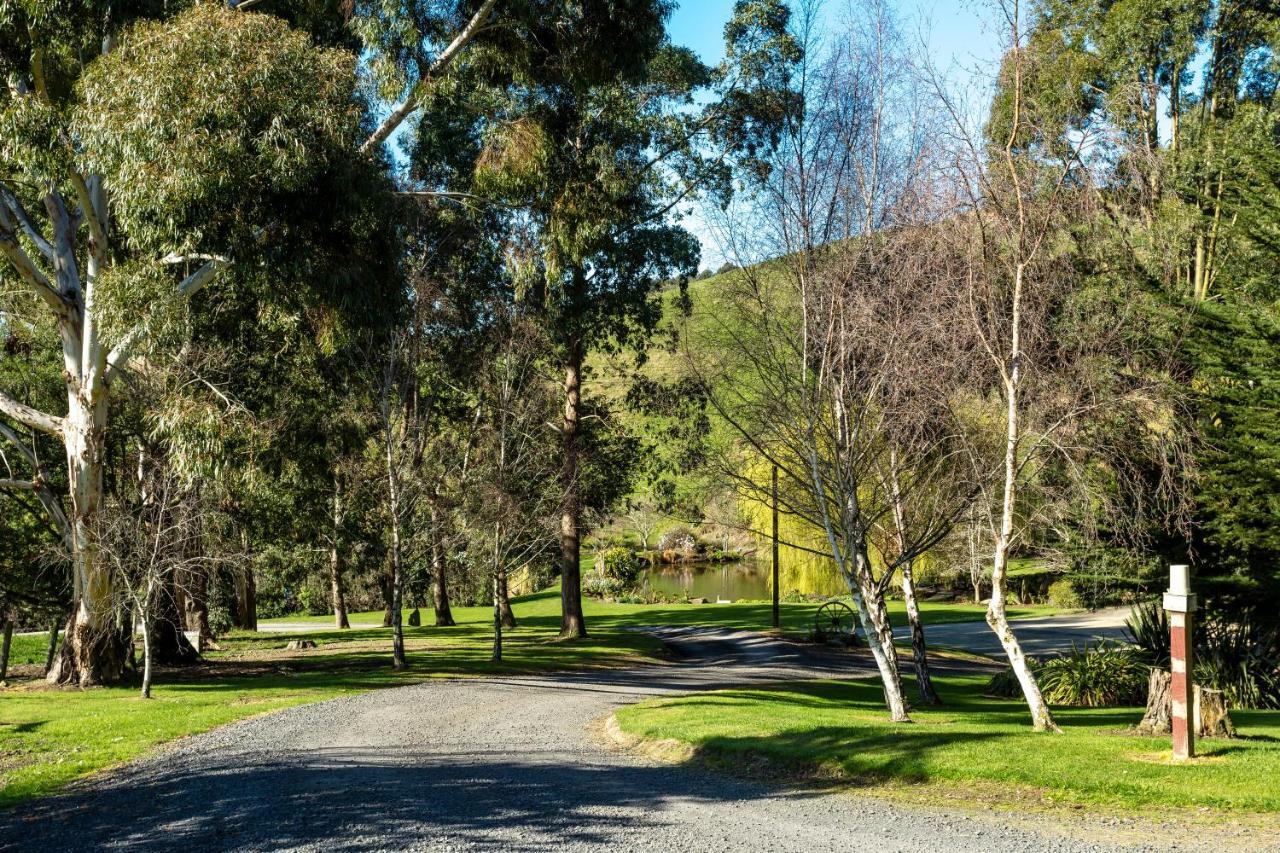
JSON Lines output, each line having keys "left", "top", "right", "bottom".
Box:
{"left": 0, "top": 627, "right": 1260, "bottom": 853}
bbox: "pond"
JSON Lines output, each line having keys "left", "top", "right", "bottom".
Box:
{"left": 637, "top": 558, "right": 773, "bottom": 602}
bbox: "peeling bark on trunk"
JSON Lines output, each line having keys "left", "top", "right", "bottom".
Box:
{"left": 47, "top": 610, "right": 130, "bottom": 686}
{"left": 900, "top": 562, "right": 940, "bottom": 705}
{"left": 53, "top": 369, "right": 129, "bottom": 686}
{"left": 559, "top": 334, "right": 586, "bottom": 639}
{"left": 845, "top": 547, "right": 910, "bottom": 723}
{"left": 1138, "top": 669, "right": 1235, "bottom": 738}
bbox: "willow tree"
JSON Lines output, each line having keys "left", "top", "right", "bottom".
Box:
{"left": 0, "top": 0, "right": 498, "bottom": 685}
{"left": 471, "top": 0, "right": 798, "bottom": 638}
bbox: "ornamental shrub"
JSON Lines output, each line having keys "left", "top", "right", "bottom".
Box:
{"left": 1047, "top": 578, "right": 1083, "bottom": 609}
{"left": 597, "top": 547, "right": 643, "bottom": 586}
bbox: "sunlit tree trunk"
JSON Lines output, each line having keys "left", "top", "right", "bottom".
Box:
{"left": 899, "top": 561, "right": 939, "bottom": 705}
{"left": 988, "top": 263, "right": 1059, "bottom": 733}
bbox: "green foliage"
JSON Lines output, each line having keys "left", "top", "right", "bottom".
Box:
{"left": 1046, "top": 578, "right": 1083, "bottom": 609}
{"left": 988, "top": 643, "right": 1148, "bottom": 707}
{"left": 597, "top": 547, "right": 643, "bottom": 586}
{"left": 1036, "top": 643, "right": 1150, "bottom": 707}
{"left": 76, "top": 5, "right": 361, "bottom": 259}
{"left": 1124, "top": 599, "right": 1171, "bottom": 667}
{"left": 1185, "top": 300, "right": 1280, "bottom": 614}
{"left": 583, "top": 573, "right": 627, "bottom": 599}
{"left": 1127, "top": 599, "right": 1280, "bottom": 709}
{"left": 984, "top": 663, "right": 1028, "bottom": 699}
{"left": 1196, "top": 618, "right": 1280, "bottom": 710}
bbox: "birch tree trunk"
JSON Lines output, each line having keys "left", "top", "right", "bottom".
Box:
{"left": 140, "top": 594, "right": 154, "bottom": 700}
{"left": 842, "top": 560, "right": 910, "bottom": 722}
{"left": 559, "top": 333, "right": 587, "bottom": 639}
{"left": 851, "top": 547, "right": 910, "bottom": 722}
{"left": 988, "top": 265, "right": 1060, "bottom": 732}
{"left": 900, "top": 561, "right": 940, "bottom": 705}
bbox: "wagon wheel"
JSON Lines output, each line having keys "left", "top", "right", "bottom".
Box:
{"left": 814, "top": 600, "right": 857, "bottom": 644}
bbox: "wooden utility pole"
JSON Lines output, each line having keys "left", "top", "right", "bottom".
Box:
{"left": 772, "top": 464, "right": 780, "bottom": 629}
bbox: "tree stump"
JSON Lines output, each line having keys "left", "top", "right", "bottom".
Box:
{"left": 1195, "top": 687, "right": 1235, "bottom": 738}
{"left": 1136, "top": 668, "right": 1235, "bottom": 738}
{"left": 1137, "top": 669, "right": 1174, "bottom": 734}
{"left": 285, "top": 639, "right": 317, "bottom": 651}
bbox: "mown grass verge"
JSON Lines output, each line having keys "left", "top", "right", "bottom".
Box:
{"left": 261, "top": 587, "right": 1063, "bottom": 632}
{"left": 612, "top": 675, "right": 1280, "bottom": 815}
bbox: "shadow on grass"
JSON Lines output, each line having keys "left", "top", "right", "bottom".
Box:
{"left": 691, "top": 726, "right": 1005, "bottom": 786}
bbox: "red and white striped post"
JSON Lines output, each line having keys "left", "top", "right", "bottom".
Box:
{"left": 1164, "top": 563, "right": 1197, "bottom": 761}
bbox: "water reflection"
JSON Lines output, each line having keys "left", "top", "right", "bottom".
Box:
{"left": 638, "top": 558, "right": 772, "bottom": 602}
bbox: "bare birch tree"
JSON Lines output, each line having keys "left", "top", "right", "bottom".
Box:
{"left": 925, "top": 0, "right": 1190, "bottom": 730}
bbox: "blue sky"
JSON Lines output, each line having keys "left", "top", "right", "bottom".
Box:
{"left": 670, "top": 0, "right": 1004, "bottom": 80}
{"left": 667, "top": 0, "right": 1007, "bottom": 269}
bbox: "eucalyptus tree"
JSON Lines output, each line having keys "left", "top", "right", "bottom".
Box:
{"left": 469, "top": 0, "right": 798, "bottom": 638}
{"left": 0, "top": 0, "right": 500, "bottom": 684}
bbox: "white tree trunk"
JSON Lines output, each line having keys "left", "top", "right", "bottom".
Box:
{"left": 843, "top": 547, "right": 910, "bottom": 722}
{"left": 987, "top": 263, "right": 1059, "bottom": 733}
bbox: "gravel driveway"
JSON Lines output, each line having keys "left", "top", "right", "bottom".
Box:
{"left": 0, "top": 628, "right": 1261, "bottom": 853}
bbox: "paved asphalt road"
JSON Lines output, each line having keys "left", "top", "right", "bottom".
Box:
{"left": 894, "top": 607, "right": 1133, "bottom": 658}
{"left": 3, "top": 624, "right": 1256, "bottom": 853}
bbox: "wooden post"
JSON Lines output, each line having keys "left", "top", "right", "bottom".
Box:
{"left": 771, "top": 464, "right": 780, "bottom": 630}
{"left": 1164, "top": 563, "right": 1197, "bottom": 761}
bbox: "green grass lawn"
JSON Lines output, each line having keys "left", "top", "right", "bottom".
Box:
{"left": 262, "top": 587, "right": 1064, "bottom": 634}
{"left": 613, "top": 675, "right": 1280, "bottom": 814}
{"left": 0, "top": 590, "right": 1061, "bottom": 810}
{"left": 3, "top": 632, "right": 51, "bottom": 669}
